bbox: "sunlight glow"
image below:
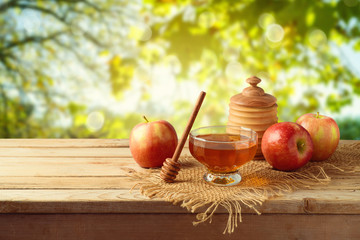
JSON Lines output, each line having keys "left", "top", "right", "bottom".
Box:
{"left": 140, "top": 25, "right": 152, "bottom": 42}
{"left": 129, "top": 25, "right": 152, "bottom": 42}
{"left": 265, "top": 24, "right": 284, "bottom": 43}
{"left": 198, "top": 12, "right": 216, "bottom": 29}
{"left": 225, "top": 61, "right": 243, "bottom": 79}
{"left": 86, "top": 111, "right": 105, "bottom": 132}
{"left": 309, "top": 29, "right": 327, "bottom": 48}
{"left": 183, "top": 5, "right": 196, "bottom": 22}
{"left": 164, "top": 55, "right": 182, "bottom": 74}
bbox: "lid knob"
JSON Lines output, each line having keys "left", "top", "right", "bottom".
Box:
{"left": 229, "top": 76, "right": 277, "bottom": 107}
{"left": 242, "top": 76, "right": 265, "bottom": 96}
{"left": 246, "top": 76, "right": 261, "bottom": 87}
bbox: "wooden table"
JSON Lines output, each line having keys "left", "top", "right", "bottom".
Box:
{"left": 0, "top": 139, "right": 359, "bottom": 240}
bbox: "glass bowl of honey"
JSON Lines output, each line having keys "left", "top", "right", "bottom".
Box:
{"left": 189, "top": 125, "right": 258, "bottom": 186}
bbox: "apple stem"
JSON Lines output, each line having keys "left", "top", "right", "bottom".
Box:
{"left": 316, "top": 112, "right": 320, "bottom": 118}
{"left": 143, "top": 115, "right": 149, "bottom": 123}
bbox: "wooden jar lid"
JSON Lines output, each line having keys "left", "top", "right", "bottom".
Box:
{"left": 228, "top": 76, "right": 277, "bottom": 160}
{"left": 230, "top": 76, "right": 277, "bottom": 108}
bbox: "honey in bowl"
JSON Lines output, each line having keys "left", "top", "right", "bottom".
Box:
{"left": 189, "top": 126, "right": 258, "bottom": 186}
{"left": 189, "top": 134, "right": 257, "bottom": 173}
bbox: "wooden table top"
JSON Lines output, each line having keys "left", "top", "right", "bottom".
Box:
{"left": 0, "top": 139, "right": 359, "bottom": 215}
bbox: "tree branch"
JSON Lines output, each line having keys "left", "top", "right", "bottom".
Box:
{"left": 81, "top": 30, "right": 108, "bottom": 47}
{"left": 15, "top": 3, "right": 68, "bottom": 23}
{"left": 82, "top": 0, "right": 105, "bottom": 12}
{"left": 0, "top": 30, "right": 68, "bottom": 52}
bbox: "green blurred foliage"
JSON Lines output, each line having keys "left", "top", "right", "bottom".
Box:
{"left": 0, "top": 0, "right": 360, "bottom": 139}
{"left": 336, "top": 117, "right": 360, "bottom": 140}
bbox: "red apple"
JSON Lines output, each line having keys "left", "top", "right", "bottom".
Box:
{"left": 130, "top": 116, "right": 178, "bottom": 168}
{"left": 296, "top": 112, "right": 340, "bottom": 161}
{"left": 261, "top": 122, "right": 313, "bottom": 171}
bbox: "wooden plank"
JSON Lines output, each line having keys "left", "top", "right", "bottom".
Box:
{"left": 0, "top": 189, "right": 359, "bottom": 214}
{"left": 0, "top": 213, "right": 359, "bottom": 240}
{"left": 0, "top": 154, "right": 356, "bottom": 178}
{"left": 0, "top": 157, "right": 139, "bottom": 176}
{"left": 0, "top": 147, "right": 190, "bottom": 158}
{"left": 0, "top": 176, "right": 137, "bottom": 189}
{"left": 0, "top": 147, "right": 132, "bottom": 157}
{"left": 0, "top": 153, "right": 193, "bottom": 177}
{"left": 0, "top": 139, "right": 129, "bottom": 148}
{"left": 0, "top": 176, "right": 135, "bottom": 189}
{"left": 0, "top": 175, "right": 359, "bottom": 190}
{"left": 0, "top": 139, "right": 357, "bottom": 221}
{"left": 0, "top": 138, "right": 192, "bottom": 148}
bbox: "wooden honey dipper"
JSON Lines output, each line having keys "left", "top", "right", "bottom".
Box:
{"left": 160, "top": 91, "right": 206, "bottom": 183}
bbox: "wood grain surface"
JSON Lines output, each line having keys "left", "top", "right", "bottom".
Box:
{"left": 1, "top": 213, "right": 359, "bottom": 240}
{"left": 0, "top": 139, "right": 359, "bottom": 239}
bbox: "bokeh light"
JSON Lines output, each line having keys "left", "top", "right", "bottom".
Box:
{"left": 265, "top": 24, "right": 285, "bottom": 43}
{"left": 86, "top": 111, "right": 105, "bottom": 132}
{"left": 309, "top": 29, "right": 327, "bottom": 48}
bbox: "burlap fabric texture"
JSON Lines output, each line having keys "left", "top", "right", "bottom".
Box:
{"left": 129, "top": 142, "right": 360, "bottom": 234}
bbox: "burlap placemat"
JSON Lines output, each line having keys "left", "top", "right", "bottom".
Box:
{"left": 128, "top": 142, "right": 360, "bottom": 234}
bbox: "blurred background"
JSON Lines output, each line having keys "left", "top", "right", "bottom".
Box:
{"left": 0, "top": 0, "right": 359, "bottom": 139}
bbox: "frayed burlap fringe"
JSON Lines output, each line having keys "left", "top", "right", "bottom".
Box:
{"left": 126, "top": 142, "right": 360, "bottom": 234}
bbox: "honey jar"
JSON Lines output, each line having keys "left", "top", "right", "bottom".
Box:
{"left": 227, "top": 76, "right": 278, "bottom": 160}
